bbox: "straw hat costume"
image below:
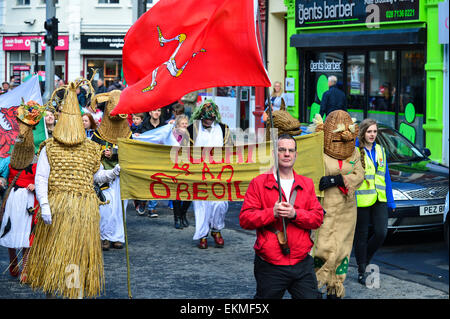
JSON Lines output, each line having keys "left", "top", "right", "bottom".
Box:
{"left": 24, "top": 80, "right": 115, "bottom": 299}
{"left": 264, "top": 109, "right": 302, "bottom": 141}
{"left": 90, "top": 90, "right": 130, "bottom": 250}
{"left": 0, "top": 101, "right": 45, "bottom": 280}
{"left": 310, "top": 110, "right": 365, "bottom": 298}
{"left": 90, "top": 90, "right": 131, "bottom": 168}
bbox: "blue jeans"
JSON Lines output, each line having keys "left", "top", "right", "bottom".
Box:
{"left": 147, "top": 200, "right": 157, "bottom": 210}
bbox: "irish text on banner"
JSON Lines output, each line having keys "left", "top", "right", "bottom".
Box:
{"left": 118, "top": 132, "right": 324, "bottom": 201}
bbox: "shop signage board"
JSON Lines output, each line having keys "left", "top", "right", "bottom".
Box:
{"left": 309, "top": 59, "right": 342, "bottom": 72}
{"left": 2, "top": 35, "right": 69, "bottom": 51}
{"left": 295, "top": 0, "right": 420, "bottom": 28}
{"left": 81, "top": 35, "right": 125, "bottom": 50}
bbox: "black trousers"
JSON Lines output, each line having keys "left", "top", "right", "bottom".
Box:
{"left": 173, "top": 200, "right": 191, "bottom": 217}
{"left": 254, "top": 254, "right": 321, "bottom": 299}
{"left": 353, "top": 201, "right": 388, "bottom": 273}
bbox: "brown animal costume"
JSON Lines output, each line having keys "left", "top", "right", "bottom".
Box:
{"left": 311, "top": 110, "right": 364, "bottom": 298}
{"left": 24, "top": 80, "right": 105, "bottom": 299}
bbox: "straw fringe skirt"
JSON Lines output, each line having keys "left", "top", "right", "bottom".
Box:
{"left": 25, "top": 191, "right": 104, "bottom": 299}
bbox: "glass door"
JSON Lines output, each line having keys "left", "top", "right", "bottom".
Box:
{"left": 305, "top": 51, "right": 344, "bottom": 122}
{"left": 347, "top": 53, "right": 365, "bottom": 122}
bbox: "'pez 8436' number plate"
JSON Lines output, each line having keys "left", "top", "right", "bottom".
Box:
{"left": 419, "top": 205, "right": 445, "bottom": 216}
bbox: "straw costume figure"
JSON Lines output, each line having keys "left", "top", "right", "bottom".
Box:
{"left": 90, "top": 90, "right": 131, "bottom": 250}
{"left": 0, "top": 100, "right": 45, "bottom": 281}
{"left": 310, "top": 110, "right": 364, "bottom": 299}
{"left": 265, "top": 109, "right": 301, "bottom": 141}
{"left": 24, "top": 79, "right": 120, "bottom": 299}
{"left": 187, "top": 100, "right": 233, "bottom": 249}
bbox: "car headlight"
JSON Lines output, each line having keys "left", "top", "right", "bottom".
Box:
{"left": 392, "top": 189, "right": 410, "bottom": 200}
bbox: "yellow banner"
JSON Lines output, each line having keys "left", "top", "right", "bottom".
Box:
{"left": 118, "top": 131, "right": 324, "bottom": 201}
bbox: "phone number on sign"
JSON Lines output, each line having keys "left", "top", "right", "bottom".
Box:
{"left": 385, "top": 9, "right": 416, "bottom": 19}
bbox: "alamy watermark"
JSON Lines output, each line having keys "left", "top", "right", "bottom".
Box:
{"left": 169, "top": 126, "right": 279, "bottom": 174}
{"left": 65, "top": 264, "right": 81, "bottom": 289}
{"left": 364, "top": 264, "right": 380, "bottom": 289}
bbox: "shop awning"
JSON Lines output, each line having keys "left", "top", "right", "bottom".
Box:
{"left": 290, "top": 28, "right": 426, "bottom": 48}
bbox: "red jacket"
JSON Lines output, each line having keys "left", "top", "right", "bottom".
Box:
{"left": 240, "top": 170, "right": 323, "bottom": 266}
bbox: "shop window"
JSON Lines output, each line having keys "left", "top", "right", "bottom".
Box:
{"left": 399, "top": 50, "right": 424, "bottom": 115}
{"left": 16, "top": 0, "right": 30, "bottom": 5}
{"left": 347, "top": 53, "right": 365, "bottom": 111}
{"left": 398, "top": 49, "right": 425, "bottom": 145}
{"left": 104, "top": 61, "right": 118, "bottom": 77}
{"left": 305, "top": 51, "right": 344, "bottom": 121}
{"left": 369, "top": 50, "right": 397, "bottom": 112}
{"left": 216, "top": 86, "right": 236, "bottom": 97}
{"left": 98, "top": 0, "right": 119, "bottom": 4}
{"left": 9, "top": 50, "right": 65, "bottom": 85}
{"left": 87, "top": 58, "right": 122, "bottom": 89}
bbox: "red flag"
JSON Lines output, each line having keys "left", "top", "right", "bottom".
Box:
{"left": 110, "top": 0, "right": 271, "bottom": 115}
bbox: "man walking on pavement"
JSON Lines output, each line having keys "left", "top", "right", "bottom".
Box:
{"left": 187, "top": 100, "right": 233, "bottom": 249}
{"left": 320, "top": 75, "right": 347, "bottom": 117}
{"left": 240, "top": 134, "right": 324, "bottom": 299}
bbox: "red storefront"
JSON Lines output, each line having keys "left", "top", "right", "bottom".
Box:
{"left": 2, "top": 35, "right": 69, "bottom": 85}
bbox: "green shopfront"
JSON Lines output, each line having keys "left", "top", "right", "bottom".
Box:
{"left": 284, "top": 0, "right": 446, "bottom": 163}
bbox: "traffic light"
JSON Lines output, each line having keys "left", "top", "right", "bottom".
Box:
{"left": 44, "top": 17, "right": 59, "bottom": 48}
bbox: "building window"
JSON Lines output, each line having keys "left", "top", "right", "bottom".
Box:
{"left": 369, "top": 50, "right": 397, "bottom": 113}
{"left": 303, "top": 47, "right": 425, "bottom": 130}
{"left": 87, "top": 58, "right": 122, "bottom": 89}
{"left": 16, "top": 0, "right": 30, "bottom": 5}
{"left": 399, "top": 49, "right": 425, "bottom": 115}
{"left": 98, "top": 0, "right": 120, "bottom": 4}
{"left": 305, "top": 51, "right": 344, "bottom": 121}
{"left": 347, "top": 53, "right": 365, "bottom": 111}
{"left": 40, "top": 0, "right": 59, "bottom": 4}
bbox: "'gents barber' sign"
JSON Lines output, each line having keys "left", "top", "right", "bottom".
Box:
{"left": 295, "top": 0, "right": 420, "bottom": 28}
{"left": 310, "top": 60, "right": 342, "bottom": 73}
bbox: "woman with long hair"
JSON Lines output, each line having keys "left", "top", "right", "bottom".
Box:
{"left": 82, "top": 112, "right": 97, "bottom": 139}
{"left": 44, "top": 110, "right": 56, "bottom": 138}
{"left": 268, "top": 81, "right": 286, "bottom": 111}
{"left": 354, "top": 119, "right": 396, "bottom": 285}
{"left": 262, "top": 81, "right": 287, "bottom": 124}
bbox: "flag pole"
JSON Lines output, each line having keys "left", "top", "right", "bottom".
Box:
{"left": 121, "top": 200, "right": 132, "bottom": 299}
{"left": 256, "top": 1, "right": 288, "bottom": 251}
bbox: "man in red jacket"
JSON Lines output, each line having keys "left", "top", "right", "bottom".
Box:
{"left": 240, "top": 134, "right": 324, "bottom": 299}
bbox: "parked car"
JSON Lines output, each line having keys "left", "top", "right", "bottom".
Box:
{"left": 444, "top": 192, "right": 449, "bottom": 247}
{"left": 375, "top": 124, "right": 449, "bottom": 233}
{"left": 300, "top": 122, "right": 449, "bottom": 233}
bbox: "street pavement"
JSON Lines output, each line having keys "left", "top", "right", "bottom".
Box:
{"left": 0, "top": 201, "right": 448, "bottom": 300}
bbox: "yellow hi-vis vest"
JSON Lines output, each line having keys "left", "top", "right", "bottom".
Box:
{"left": 356, "top": 143, "right": 387, "bottom": 207}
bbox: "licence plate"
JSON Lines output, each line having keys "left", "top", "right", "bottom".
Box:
{"left": 419, "top": 204, "right": 445, "bottom": 216}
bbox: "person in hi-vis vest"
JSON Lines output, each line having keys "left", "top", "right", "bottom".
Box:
{"left": 354, "top": 119, "right": 396, "bottom": 286}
